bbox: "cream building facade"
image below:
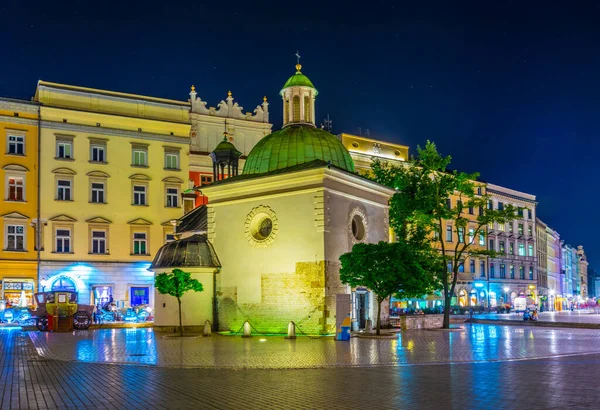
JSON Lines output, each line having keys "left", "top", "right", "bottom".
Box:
{"left": 486, "top": 183, "right": 537, "bottom": 308}
{"left": 187, "top": 87, "right": 272, "bottom": 207}
{"left": 35, "top": 81, "right": 190, "bottom": 307}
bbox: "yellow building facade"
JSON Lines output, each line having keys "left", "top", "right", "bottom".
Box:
{"left": 35, "top": 81, "right": 191, "bottom": 307}
{"left": 0, "top": 98, "right": 39, "bottom": 306}
{"left": 338, "top": 133, "right": 408, "bottom": 174}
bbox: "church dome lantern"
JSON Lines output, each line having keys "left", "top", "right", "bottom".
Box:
{"left": 210, "top": 124, "right": 242, "bottom": 181}
{"left": 280, "top": 53, "right": 318, "bottom": 127}
{"left": 243, "top": 55, "right": 355, "bottom": 175}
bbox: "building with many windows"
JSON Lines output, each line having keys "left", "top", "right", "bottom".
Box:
{"left": 577, "top": 245, "right": 589, "bottom": 299}
{"left": 0, "top": 98, "right": 39, "bottom": 306}
{"left": 34, "top": 81, "right": 190, "bottom": 307}
{"left": 535, "top": 218, "right": 549, "bottom": 308}
{"left": 486, "top": 183, "right": 537, "bottom": 308}
{"left": 546, "top": 226, "right": 562, "bottom": 310}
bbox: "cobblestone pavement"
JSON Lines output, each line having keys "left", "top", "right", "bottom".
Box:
{"left": 476, "top": 310, "right": 600, "bottom": 324}
{"left": 2, "top": 328, "right": 600, "bottom": 409}
{"left": 28, "top": 324, "right": 600, "bottom": 369}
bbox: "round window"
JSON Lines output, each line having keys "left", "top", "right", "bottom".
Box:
{"left": 245, "top": 206, "right": 278, "bottom": 247}
{"left": 252, "top": 216, "right": 273, "bottom": 241}
{"left": 352, "top": 142, "right": 359, "bottom": 148}
{"left": 351, "top": 214, "right": 366, "bottom": 241}
{"left": 394, "top": 150, "right": 401, "bottom": 156}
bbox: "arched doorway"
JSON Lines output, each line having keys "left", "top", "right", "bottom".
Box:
{"left": 470, "top": 289, "right": 477, "bottom": 306}
{"left": 458, "top": 289, "right": 468, "bottom": 306}
{"left": 51, "top": 277, "right": 77, "bottom": 292}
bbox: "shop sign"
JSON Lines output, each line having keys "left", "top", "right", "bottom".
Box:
{"left": 2, "top": 282, "right": 34, "bottom": 291}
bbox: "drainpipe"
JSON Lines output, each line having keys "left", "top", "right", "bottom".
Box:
{"left": 36, "top": 105, "right": 41, "bottom": 292}
{"left": 212, "top": 267, "right": 220, "bottom": 331}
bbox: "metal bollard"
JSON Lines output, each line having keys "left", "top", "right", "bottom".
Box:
{"left": 285, "top": 321, "right": 297, "bottom": 339}
{"left": 242, "top": 321, "right": 252, "bottom": 338}
{"left": 203, "top": 320, "right": 212, "bottom": 337}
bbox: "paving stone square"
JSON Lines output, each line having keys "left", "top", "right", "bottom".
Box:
{"left": 2, "top": 326, "right": 600, "bottom": 409}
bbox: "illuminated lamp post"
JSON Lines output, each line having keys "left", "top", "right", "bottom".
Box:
{"left": 503, "top": 286, "right": 510, "bottom": 306}
{"left": 549, "top": 289, "right": 555, "bottom": 311}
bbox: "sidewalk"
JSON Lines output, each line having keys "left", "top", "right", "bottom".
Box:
{"left": 470, "top": 310, "right": 600, "bottom": 329}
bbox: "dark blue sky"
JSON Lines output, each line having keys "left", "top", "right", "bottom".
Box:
{"left": 2, "top": 1, "right": 598, "bottom": 266}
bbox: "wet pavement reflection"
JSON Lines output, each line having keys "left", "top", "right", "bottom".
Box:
{"left": 29, "top": 324, "right": 600, "bottom": 369}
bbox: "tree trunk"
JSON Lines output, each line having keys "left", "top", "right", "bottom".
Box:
{"left": 376, "top": 298, "right": 382, "bottom": 336}
{"left": 177, "top": 296, "right": 183, "bottom": 337}
{"left": 443, "top": 295, "right": 451, "bottom": 328}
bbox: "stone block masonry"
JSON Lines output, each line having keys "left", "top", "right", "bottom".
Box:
{"left": 218, "top": 261, "right": 327, "bottom": 334}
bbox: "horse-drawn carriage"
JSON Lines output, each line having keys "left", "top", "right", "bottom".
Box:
{"left": 29, "top": 291, "right": 94, "bottom": 331}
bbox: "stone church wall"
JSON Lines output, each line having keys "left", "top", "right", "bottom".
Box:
{"left": 218, "top": 261, "right": 328, "bottom": 334}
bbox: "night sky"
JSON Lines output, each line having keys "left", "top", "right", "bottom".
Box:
{"left": 2, "top": 1, "right": 598, "bottom": 266}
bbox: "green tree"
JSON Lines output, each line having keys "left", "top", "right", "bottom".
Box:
{"left": 371, "top": 141, "right": 516, "bottom": 328}
{"left": 155, "top": 268, "right": 204, "bottom": 337}
{"left": 340, "top": 241, "right": 439, "bottom": 335}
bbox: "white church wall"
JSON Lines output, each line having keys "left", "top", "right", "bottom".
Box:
{"left": 153, "top": 267, "right": 214, "bottom": 328}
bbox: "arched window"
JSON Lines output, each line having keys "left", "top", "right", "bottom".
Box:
{"left": 284, "top": 99, "right": 290, "bottom": 124}
{"left": 304, "top": 96, "right": 311, "bottom": 123}
{"left": 292, "top": 95, "right": 300, "bottom": 122}
{"left": 51, "top": 277, "right": 77, "bottom": 292}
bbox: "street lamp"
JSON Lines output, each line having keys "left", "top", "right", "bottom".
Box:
{"left": 503, "top": 286, "right": 509, "bottom": 306}
{"left": 549, "top": 289, "right": 555, "bottom": 312}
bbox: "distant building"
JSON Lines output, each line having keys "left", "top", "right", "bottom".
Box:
{"left": 486, "top": 184, "right": 537, "bottom": 308}
{"left": 535, "top": 218, "right": 548, "bottom": 308}
{"left": 338, "top": 133, "right": 408, "bottom": 174}
{"left": 577, "top": 245, "right": 589, "bottom": 298}
{"left": 546, "top": 227, "right": 562, "bottom": 310}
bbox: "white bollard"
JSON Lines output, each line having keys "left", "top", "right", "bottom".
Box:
{"left": 366, "top": 319, "right": 373, "bottom": 334}
{"left": 242, "top": 320, "right": 252, "bottom": 338}
{"left": 285, "top": 321, "right": 297, "bottom": 339}
{"left": 203, "top": 320, "right": 212, "bottom": 337}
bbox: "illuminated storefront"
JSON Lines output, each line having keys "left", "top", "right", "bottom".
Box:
{"left": 1, "top": 279, "right": 35, "bottom": 306}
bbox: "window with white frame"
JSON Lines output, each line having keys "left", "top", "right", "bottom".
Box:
{"left": 91, "top": 230, "right": 107, "bottom": 254}
{"left": 91, "top": 182, "right": 105, "bottom": 203}
{"left": 7, "top": 177, "right": 24, "bottom": 201}
{"left": 55, "top": 229, "right": 71, "bottom": 253}
{"left": 528, "top": 244, "right": 534, "bottom": 257}
{"left": 166, "top": 187, "right": 179, "bottom": 207}
{"left": 57, "top": 179, "right": 72, "bottom": 201}
{"left": 132, "top": 232, "right": 147, "bottom": 255}
{"left": 91, "top": 145, "right": 106, "bottom": 162}
{"left": 7, "top": 135, "right": 25, "bottom": 155}
{"left": 164, "top": 151, "right": 179, "bottom": 169}
{"left": 6, "top": 225, "right": 25, "bottom": 251}
{"left": 133, "top": 185, "right": 147, "bottom": 205}
{"left": 518, "top": 243, "right": 525, "bottom": 256}
{"left": 479, "top": 232, "right": 485, "bottom": 246}
{"left": 468, "top": 228, "right": 475, "bottom": 244}
{"left": 56, "top": 139, "right": 73, "bottom": 159}
{"left": 165, "top": 233, "right": 175, "bottom": 242}
{"left": 132, "top": 146, "right": 148, "bottom": 166}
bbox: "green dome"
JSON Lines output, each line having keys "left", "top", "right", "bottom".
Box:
{"left": 280, "top": 68, "right": 318, "bottom": 96}
{"left": 242, "top": 125, "right": 355, "bottom": 175}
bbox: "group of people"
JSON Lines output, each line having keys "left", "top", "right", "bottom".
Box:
{"left": 523, "top": 308, "right": 539, "bottom": 321}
